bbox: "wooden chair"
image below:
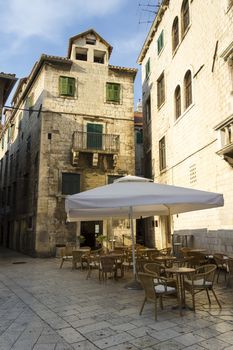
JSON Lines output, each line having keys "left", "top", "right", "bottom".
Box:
{"left": 144, "top": 262, "right": 164, "bottom": 276}
{"left": 187, "top": 251, "right": 207, "bottom": 268}
{"left": 59, "top": 246, "right": 74, "bottom": 269}
{"left": 72, "top": 249, "right": 90, "bottom": 270}
{"left": 179, "top": 247, "right": 192, "bottom": 258}
{"left": 86, "top": 255, "right": 100, "bottom": 279}
{"left": 213, "top": 253, "right": 228, "bottom": 283}
{"left": 184, "top": 264, "right": 221, "bottom": 311}
{"left": 99, "top": 256, "right": 117, "bottom": 282}
{"left": 136, "top": 258, "right": 149, "bottom": 274}
{"left": 227, "top": 258, "right": 233, "bottom": 288}
{"left": 138, "top": 272, "right": 177, "bottom": 320}
{"left": 159, "top": 247, "right": 172, "bottom": 256}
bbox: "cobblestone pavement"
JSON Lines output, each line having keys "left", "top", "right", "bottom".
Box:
{"left": 0, "top": 248, "right": 233, "bottom": 350}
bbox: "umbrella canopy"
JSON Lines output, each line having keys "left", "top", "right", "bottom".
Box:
{"left": 65, "top": 175, "right": 224, "bottom": 222}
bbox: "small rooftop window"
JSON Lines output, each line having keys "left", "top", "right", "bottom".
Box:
{"left": 94, "top": 50, "right": 105, "bottom": 64}
{"left": 76, "top": 47, "right": 88, "bottom": 61}
{"left": 86, "top": 37, "right": 96, "bottom": 45}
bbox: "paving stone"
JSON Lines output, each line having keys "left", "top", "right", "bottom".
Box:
{"left": 152, "top": 339, "right": 185, "bottom": 350}
{"left": 57, "top": 327, "right": 85, "bottom": 343}
{"left": 216, "top": 330, "right": 233, "bottom": 344}
{"left": 175, "top": 333, "right": 205, "bottom": 347}
{"left": 129, "top": 335, "right": 160, "bottom": 348}
{"left": 199, "top": 337, "right": 230, "bottom": 349}
{"left": 72, "top": 340, "right": 100, "bottom": 349}
{"left": 93, "top": 332, "right": 134, "bottom": 349}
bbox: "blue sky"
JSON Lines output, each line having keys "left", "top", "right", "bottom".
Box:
{"left": 0, "top": 0, "right": 157, "bottom": 108}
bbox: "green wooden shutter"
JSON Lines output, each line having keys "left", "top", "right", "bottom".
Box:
{"left": 106, "top": 83, "right": 120, "bottom": 102}
{"left": 59, "top": 77, "right": 68, "bottom": 95}
{"left": 146, "top": 58, "right": 150, "bottom": 78}
{"left": 62, "top": 173, "right": 80, "bottom": 195}
{"left": 113, "top": 84, "right": 120, "bottom": 102}
{"left": 87, "top": 123, "right": 103, "bottom": 149}
{"left": 67, "top": 78, "right": 75, "bottom": 96}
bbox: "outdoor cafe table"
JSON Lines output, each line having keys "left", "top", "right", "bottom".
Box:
{"left": 153, "top": 255, "right": 177, "bottom": 267}
{"left": 165, "top": 266, "right": 195, "bottom": 315}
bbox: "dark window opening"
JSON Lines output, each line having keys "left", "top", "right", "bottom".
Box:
{"left": 62, "top": 173, "right": 80, "bottom": 195}
{"left": 184, "top": 70, "right": 192, "bottom": 109}
{"left": 157, "top": 73, "right": 165, "bottom": 108}
{"left": 174, "top": 85, "right": 181, "bottom": 119}
{"left": 172, "top": 17, "right": 179, "bottom": 52}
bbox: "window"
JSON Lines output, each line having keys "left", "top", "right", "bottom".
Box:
{"left": 159, "top": 136, "right": 166, "bottom": 171}
{"left": 181, "top": 0, "right": 190, "bottom": 36}
{"left": 87, "top": 123, "right": 103, "bottom": 149}
{"left": 1, "top": 134, "right": 4, "bottom": 150}
{"left": 59, "top": 76, "right": 75, "bottom": 97}
{"left": 157, "top": 72, "right": 165, "bottom": 108}
{"left": 106, "top": 83, "right": 120, "bottom": 103}
{"left": 94, "top": 50, "right": 105, "bottom": 64}
{"left": 86, "top": 38, "right": 96, "bottom": 45}
{"left": 172, "top": 17, "right": 179, "bottom": 52}
{"left": 145, "top": 58, "right": 150, "bottom": 79}
{"left": 157, "top": 30, "right": 164, "bottom": 55}
{"left": 76, "top": 48, "right": 88, "bottom": 61}
{"left": 174, "top": 85, "right": 181, "bottom": 119}
{"left": 62, "top": 173, "right": 80, "bottom": 195}
{"left": 136, "top": 130, "right": 143, "bottom": 144}
{"left": 144, "top": 95, "right": 151, "bottom": 123}
{"left": 184, "top": 70, "right": 192, "bottom": 109}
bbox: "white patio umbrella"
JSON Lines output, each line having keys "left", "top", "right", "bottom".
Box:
{"left": 65, "top": 175, "right": 224, "bottom": 287}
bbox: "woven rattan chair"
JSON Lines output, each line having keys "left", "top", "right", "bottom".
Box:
{"left": 138, "top": 272, "right": 177, "bottom": 320}
{"left": 72, "top": 249, "right": 90, "bottom": 270}
{"left": 59, "top": 246, "right": 74, "bottom": 269}
{"left": 144, "top": 262, "right": 165, "bottom": 276}
{"left": 184, "top": 264, "right": 221, "bottom": 311}
{"left": 99, "top": 256, "right": 117, "bottom": 282}
{"left": 213, "top": 253, "right": 228, "bottom": 283}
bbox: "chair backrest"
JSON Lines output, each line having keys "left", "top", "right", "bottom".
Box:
{"left": 194, "top": 264, "right": 217, "bottom": 283}
{"left": 213, "top": 253, "right": 225, "bottom": 266}
{"left": 179, "top": 247, "right": 191, "bottom": 257}
{"left": 228, "top": 258, "right": 233, "bottom": 276}
{"left": 144, "top": 262, "right": 163, "bottom": 276}
{"left": 100, "top": 256, "right": 116, "bottom": 273}
{"left": 136, "top": 259, "right": 148, "bottom": 273}
{"left": 138, "top": 272, "right": 156, "bottom": 300}
{"left": 72, "top": 250, "right": 87, "bottom": 261}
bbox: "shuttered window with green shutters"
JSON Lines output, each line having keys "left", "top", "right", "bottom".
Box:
{"left": 87, "top": 123, "right": 103, "bottom": 149}
{"left": 145, "top": 58, "right": 150, "bottom": 79}
{"left": 59, "top": 76, "right": 76, "bottom": 97}
{"left": 62, "top": 173, "right": 80, "bottom": 195}
{"left": 157, "top": 30, "right": 164, "bottom": 55}
{"left": 106, "top": 83, "right": 120, "bottom": 103}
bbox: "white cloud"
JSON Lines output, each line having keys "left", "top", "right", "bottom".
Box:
{"left": 0, "top": 0, "right": 125, "bottom": 41}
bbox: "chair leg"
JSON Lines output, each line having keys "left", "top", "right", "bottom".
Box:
{"left": 217, "top": 269, "right": 220, "bottom": 283}
{"left": 206, "top": 289, "right": 211, "bottom": 304}
{"left": 211, "top": 289, "right": 221, "bottom": 309}
{"left": 60, "top": 258, "right": 64, "bottom": 269}
{"left": 192, "top": 292, "right": 196, "bottom": 312}
{"left": 159, "top": 296, "right": 163, "bottom": 310}
{"left": 154, "top": 298, "right": 158, "bottom": 321}
{"left": 139, "top": 297, "right": 146, "bottom": 315}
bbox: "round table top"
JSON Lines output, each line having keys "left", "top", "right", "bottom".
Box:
{"left": 189, "top": 249, "right": 207, "bottom": 253}
{"left": 154, "top": 256, "right": 177, "bottom": 261}
{"left": 166, "top": 267, "right": 195, "bottom": 274}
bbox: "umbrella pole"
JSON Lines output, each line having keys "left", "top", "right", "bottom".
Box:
{"left": 124, "top": 206, "right": 142, "bottom": 290}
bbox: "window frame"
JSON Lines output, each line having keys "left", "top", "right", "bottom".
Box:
{"left": 145, "top": 58, "right": 151, "bottom": 79}
{"left": 157, "top": 72, "right": 165, "bottom": 109}
{"left": 174, "top": 85, "right": 181, "bottom": 119}
{"left": 61, "top": 173, "right": 81, "bottom": 195}
{"left": 172, "top": 17, "right": 179, "bottom": 53}
{"left": 157, "top": 30, "right": 164, "bottom": 55}
{"left": 184, "top": 70, "right": 192, "bottom": 109}
{"left": 181, "top": 0, "right": 190, "bottom": 37}
{"left": 59, "top": 76, "right": 76, "bottom": 97}
{"left": 106, "top": 82, "right": 121, "bottom": 103}
{"left": 159, "top": 136, "right": 166, "bottom": 171}
{"left": 144, "top": 95, "right": 151, "bottom": 124}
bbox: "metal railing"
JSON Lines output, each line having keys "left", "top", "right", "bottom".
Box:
{"left": 72, "top": 131, "right": 120, "bottom": 153}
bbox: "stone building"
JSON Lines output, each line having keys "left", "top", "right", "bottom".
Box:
{"left": 138, "top": 0, "right": 233, "bottom": 252}
{"left": 0, "top": 29, "right": 137, "bottom": 256}
{"left": 0, "top": 72, "right": 17, "bottom": 125}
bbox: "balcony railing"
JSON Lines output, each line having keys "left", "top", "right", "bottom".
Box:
{"left": 72, "top": 131, "right": 120, "bottom": 153}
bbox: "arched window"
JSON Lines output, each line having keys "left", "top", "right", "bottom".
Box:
{"left": 174, "top": 85, "right": 181, "bottom": 119}
{"left": 172, "top": 17, "right": 179, "bottom": 52}
{"left": 184, "top": 70, "right": 192, "bottom": 109}
{"left": 181, "top": 0, "right": 190, "bottom": 36}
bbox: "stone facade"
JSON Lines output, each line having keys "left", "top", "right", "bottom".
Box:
{"left": 0, "top": 29, "right": 137, "bottom": 256}
{"left": 138, "top": 0, "right": 233, "bottom": 252}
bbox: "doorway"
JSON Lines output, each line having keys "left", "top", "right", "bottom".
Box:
{"left": 81, "top": 221, "right": 103, "bottom": 249}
